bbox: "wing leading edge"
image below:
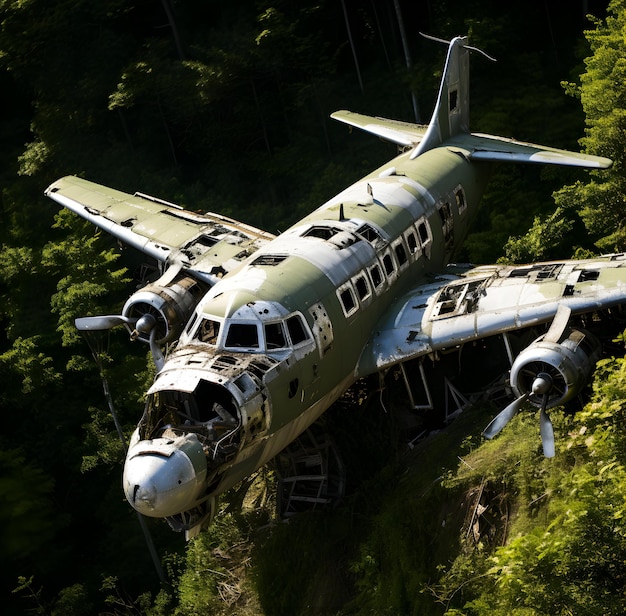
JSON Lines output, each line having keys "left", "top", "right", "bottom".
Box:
{"left": 45, "top": 176, "right": 275, "bottom": 282}
{"left": 358, "top": 254, "right": 626, "bottom": 376}
{"left": 330, "top": 110, "right": 428, "bottom": 148}
{"left": 455, "top": 133, "right": 613, "bottom": 169}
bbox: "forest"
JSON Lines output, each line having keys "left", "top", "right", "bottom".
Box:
{"left": 2, "top": 0, "right": 626, "bottom": 613}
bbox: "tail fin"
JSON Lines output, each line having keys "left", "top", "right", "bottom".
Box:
{"left": 331, "top": 34, "right": 611, "bottom": 170}
{"left": 410, "top": 35, "right": 494, "bottom": 159}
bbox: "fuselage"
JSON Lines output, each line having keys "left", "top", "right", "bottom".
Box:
{"left": 122, "top": 143, "right": 492, "bottom": 530}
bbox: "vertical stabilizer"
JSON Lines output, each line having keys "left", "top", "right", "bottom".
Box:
{"left": 410, "top": 36, "right": 472, "bottom": 159}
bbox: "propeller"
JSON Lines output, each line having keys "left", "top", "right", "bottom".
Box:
{"left": 148, "top": 326, "right": 165, "bottom": 373}
{"left": 482, "top": 392, "right": 529, "bottom": 440}
{"left": 75, "top": 315, "right": 137, "bottom": 331}
{"left": 483, "top": 372, "right": 556, "bottom": 458}
{"left": 75, "top": 312, "right": 165, "bottom": 371}
{"left": 539, "top": 400, "right": 555, "bottom": 458}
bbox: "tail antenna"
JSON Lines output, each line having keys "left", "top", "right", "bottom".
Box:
{"left": 419, "top": 32, "right": 497, "bottom": 63}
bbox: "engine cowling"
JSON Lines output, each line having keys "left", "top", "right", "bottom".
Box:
{"left": 122, "top": 271, "right": 206, "bottom": 345}
{"left": 510, "top": 326, "right": 602, "bottom": 409}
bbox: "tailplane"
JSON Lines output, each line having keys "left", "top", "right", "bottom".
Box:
{"left": 331, "top": 35, "right": 611, "bottom": 170}
{"left": 410, "top": 34, "right": 494, "bottom": 159}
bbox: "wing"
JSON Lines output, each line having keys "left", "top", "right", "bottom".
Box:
{"left": 331, "top": 110, "right": 428, "bottom": 148}
{"left": 455, "top": 133, "right": 612, "bottom": 169}
{"left": 357, "top": 255, "right": 626, "bottom": 375}
{"left": 45, "top": 176, "right": 275, "bottom": 283}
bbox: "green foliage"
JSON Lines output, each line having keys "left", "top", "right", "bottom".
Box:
{"left": 424, "top": 351, "right": 626, "bottom": 616}
{"left": 42, "top": 212, "right": 130, "bottom": 348}
{"left": 80, "top": 406, "right": 126, "bottom": 472}
{"left": 253, "top": 509, "right": 357, "bottom": 615}
{"left": 12, "top": 576, "right": 46, "bottom": 616}
{"left": 174, "top": 512, "right": 262, "bottom": 615}
{"left": 501, "top": 206, "right": 575, "bottom": 263}
{"left": 0, "top": 336, "right": 61, "bottom": 398}
{"left": 551, "top": 0, "right": 626, "bottom": 253}
{"left": 0, "top": 451, "right": 61, "bottom": 560}
{"left": 51, "top": 583, "right": 93, "bottom": 616}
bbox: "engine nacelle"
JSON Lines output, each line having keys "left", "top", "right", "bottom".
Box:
{"left": 122, "top": 271, "right": 206, "bottom": 345}
{"left": 510, "top": 326, "right": 602, "bottom": 409}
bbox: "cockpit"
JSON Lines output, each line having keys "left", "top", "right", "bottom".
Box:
{"left": 181, "top": 300, "right": 312, "bottom": 354}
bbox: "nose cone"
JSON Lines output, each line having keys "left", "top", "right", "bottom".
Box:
{"left": 123, "top": 434, "right": 207, "bottom": 518}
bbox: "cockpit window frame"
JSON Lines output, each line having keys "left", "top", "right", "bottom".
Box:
{"left": 224, "top": 322, "right": 261, "bottom": 350}
{"left": 285, "top": 313, "right": 313, "bottom": 347}
{"left": 197, "top": 317, "right": 222, "bottom": 345}
{"left": 263, "top": 320, "right": 288, "bottom": 350}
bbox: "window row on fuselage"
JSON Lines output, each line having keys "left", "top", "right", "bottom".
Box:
{"left": 336, "top": 213, "right": 434, "bottom": 318}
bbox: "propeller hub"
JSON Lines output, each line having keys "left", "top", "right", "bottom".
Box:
{"left": 531, "top": 372, "right": 553, "bottom": 396}
{"left": 135, "top": 313, "right": 157, "bottom": 335}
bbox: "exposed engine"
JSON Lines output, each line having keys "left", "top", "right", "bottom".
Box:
{"left": 122, "top": 269, "right": 207, "bottom": 344}
{"left": 510, "top": 325, "right": 602, "bottom": 409}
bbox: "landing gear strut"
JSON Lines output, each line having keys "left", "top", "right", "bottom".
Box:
{"left": 275, "top": 428, "right": 346, "bottom": 518}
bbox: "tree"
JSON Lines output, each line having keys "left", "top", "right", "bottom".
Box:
{"left": 530, "top": 0, "right": 626, "bottom": 258}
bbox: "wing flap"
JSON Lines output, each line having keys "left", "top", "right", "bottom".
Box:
{"left": 358, "top": 255, "right": 626, "bottom": 376}
{"left": 331, "top": 110, "right": 428, "bottom": 147}
{"left": 45, "top": 176, "right": 275, "bottom": 279}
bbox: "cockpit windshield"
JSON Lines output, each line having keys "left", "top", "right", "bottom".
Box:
{"left": 225, "top": 323, "right": 259, "bottom": 348}
{"left": 197, "top": 318, "right": 221, "bottom": 344}
{"left": 264, "top": 322, "right": 287, "bottom": 349}
{"left": 189, "top": 302, "right": 311, "bottom": 353}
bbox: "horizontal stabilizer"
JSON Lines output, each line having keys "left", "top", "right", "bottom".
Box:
{"left": 331, "top": 110, "right": 428, "bottom": 147}
{"left": 457, "top": 133, "right": 612, "bottom": 169}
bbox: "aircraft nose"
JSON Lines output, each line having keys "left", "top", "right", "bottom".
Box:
{"left": 123, "top": 434, "right": 207, "bottom": 518}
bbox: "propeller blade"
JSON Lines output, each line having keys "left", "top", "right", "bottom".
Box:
{"left": 75, "top": 315, "right": 136, "bottom": 331}
{"left": 483, "top": 393, "right": 528, "bottom": 439}
{"left": 149, "top": 328, "right": 165, "bottom": 373}
{"left": 539, "top": 397, "right": 555, "bottom": 458}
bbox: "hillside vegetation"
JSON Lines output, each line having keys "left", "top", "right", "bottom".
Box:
{"left": 2, "top": 0, "right": 626, "bottom": 614}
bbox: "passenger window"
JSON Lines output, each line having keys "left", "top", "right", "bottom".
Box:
{"left": 286, "top": 315, "right": 309, "bottom": 345}
{"left": 264, "top": 322, "right": 287, "bottom": 349}
{"left": 339, "top": 288, "right": 356, "bottom": 314}
{"left": 370, "top": 264, "right": 383, "bottom": 288}
{"left": 406, "top": 231, "right": 419, "bottom": 255}
{"left": 354, "top": 275, "right": 370, "bottom": 300}
{"left": 382, "top": 253, "right": 395, "bottom": 276}
{"left": 394, "top": 241, "right": 408, "bottom": 266}
{"left": 225, "top": 323, "right": 259, "bottom": 348}
{"left": 438, "top": 201, "right": 452, "bottom": 225}
{"left": 454, "top": 186, "right": 467, "bottom": 214}
{"left": 198, "top": 318, "right": 221, "bottom": 344}
{"left": 417, "top": 220, "right": 430, "bottom": 246}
